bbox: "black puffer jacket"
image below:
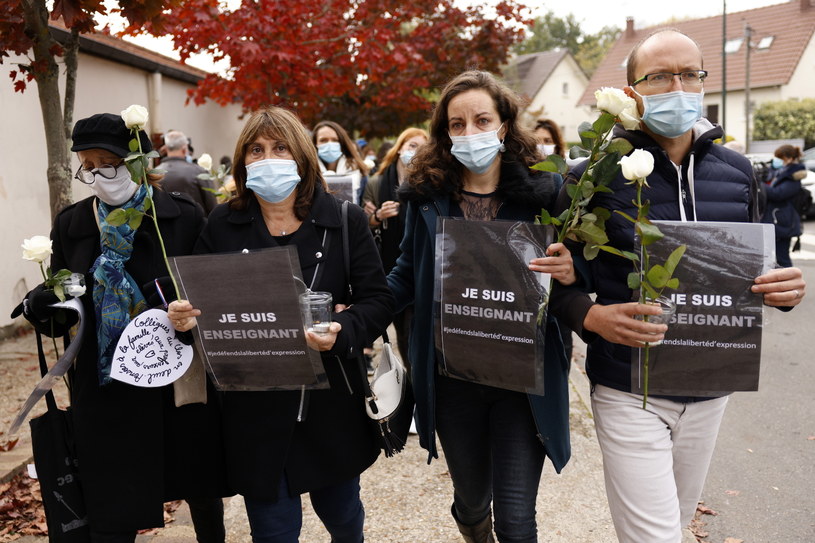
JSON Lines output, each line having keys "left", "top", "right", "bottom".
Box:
{"left": 761, "top": 162, "right": 804, "bottom": 239}
{"left": 566, "top": 119, "right": 759, "bottom": 393}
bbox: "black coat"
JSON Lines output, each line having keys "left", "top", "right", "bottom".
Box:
{"left": 761, "top": 162, "right": 804, "bottom": 238}
{"left": 194, "top": 186, "right": 394, "bottom": 500}
{"left": 49, "top": 190, "right": 227, "bottom": 532}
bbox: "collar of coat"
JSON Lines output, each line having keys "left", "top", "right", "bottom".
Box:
{"left": 224, "top": 184, "right": 342, "bottom": 229}
{"left": 612, "top": 118, "right": 723, "bottom": 163}
{"left": 398, "top": 153, "right": 558, "bottom": 210}
{"left": 66, "top": 188, "right": 186, "bottom": 240}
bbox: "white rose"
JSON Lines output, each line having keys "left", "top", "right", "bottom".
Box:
{"left": 22, "top": 235, "right": 53, "bottom": 263}
{"left": 618, "top": 101, "right": 641, "bottom": 131}
{"left": 595, "top": 87, "right": 637, "bottom": 118}
{"left": 120, "top": 104, "right": 149, "bottom": 129}
{"left": 198, "top": 153, "right": 213, "bottom": 171}
{"left": 619, "top": 149, "right": 655, "bottom": 181}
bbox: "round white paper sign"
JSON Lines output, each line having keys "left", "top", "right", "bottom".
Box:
{"left": 110, "top": 308, "right": 193, "bottom": 387}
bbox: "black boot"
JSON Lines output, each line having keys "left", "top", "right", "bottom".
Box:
{"left": 451, "top": 504, "right": 495, "bottom": 543}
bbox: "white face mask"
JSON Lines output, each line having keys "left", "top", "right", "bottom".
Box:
{"left": 449, "top": 124, "right": 505, "bottom": 174}
{"left": 537, "top": 144, "right": 556, "bottom": 157}
{"left": 399, "top": 149, "right": 416, "bottom": 166}
{"left": 89, "top": 164, "right": 139, "bottom": 206}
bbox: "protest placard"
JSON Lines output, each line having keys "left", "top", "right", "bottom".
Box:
{"left": 632, "top": 221, "right": 774, "bottom": 396}
{"left": 435, "top": 219, "right": 554, "bottom": 394}
{"left": 170, "top": 247, "right": 328, "bottom": 391}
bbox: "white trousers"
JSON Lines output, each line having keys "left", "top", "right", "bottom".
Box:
{"left": 591, "top": 384, "right": 728, "bottom": 543}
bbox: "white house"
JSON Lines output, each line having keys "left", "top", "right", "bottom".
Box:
{"left": 579, "top": 0, "right": 815, "bottom": 151}
{"left": 503, "top": 49, "right": 591, "bottom": 143}
{"left": 0, "top": 27, "right": 247, "bottom": 335}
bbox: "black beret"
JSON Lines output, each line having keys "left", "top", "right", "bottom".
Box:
{"left": 71, "top": 113, "right": 152, "bottom": 157}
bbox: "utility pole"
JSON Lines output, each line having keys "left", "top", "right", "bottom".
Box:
{"left": 722, "top": 0, "right": 727, "bottom": 137}
{"left": 744, "top": 22, "right": 753, "bottom": 153}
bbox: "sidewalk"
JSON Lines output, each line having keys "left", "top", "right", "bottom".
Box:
{"left": 1, "top": 329, "right": 617, "bottom": 542}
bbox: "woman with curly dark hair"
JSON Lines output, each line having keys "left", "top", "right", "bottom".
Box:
{"left": 387, "top": 70, "right": 585, "bottom": 542}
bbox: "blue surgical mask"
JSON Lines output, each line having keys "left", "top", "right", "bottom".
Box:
{"left": 400, "top": 149, "right": 416, "bottom": 166}
{"left": 450, "top": 124, "right": 505, "bottom": 174}
{"left": 636, "top": 90, "right": 703, "bottom": 138}
{"left": 317, "top": 142, "right": 343, "bottom": 164}
{"left": 245, "top": 159, "right": 301, "bottom": 203}
{"left": 771, "top": 157, "right": 784, "bottom": 169}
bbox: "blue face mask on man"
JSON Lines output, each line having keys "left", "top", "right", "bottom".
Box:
{"left": 245, "top": 159, "right": 301, "bottom": 203}
{"left": 635, "top": 90, "right": 704, "bottom": 138}
{"left": 317, "top": 141, "right": 343, "bottom": 164}
{"left": 449, "top": 124, "right": 505, "bottom": 174}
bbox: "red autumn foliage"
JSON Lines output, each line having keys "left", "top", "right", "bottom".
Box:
{"left": 122, "top": 0, "right": 529, "bottom": 137}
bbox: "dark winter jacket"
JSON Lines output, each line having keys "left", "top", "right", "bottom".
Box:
{"left": 49, "top": 190, "right": 227, "bottom": 532}
{"left": 387, "top": 157, "right": 578, "bottom": 473}
{"left": 160, "top": 156, "right": 218, "bottom": 214}
{"left": 761, "top": 162, "right": 804, "bottom": 239}
{"left": 563, "top": 120, "right": 760, "bottom": 395}
{"left": 193, "top": 185, "right": 394, "bottom": 500}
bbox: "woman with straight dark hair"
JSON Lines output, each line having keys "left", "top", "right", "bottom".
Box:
{"left": 312, "top": 120, "right": 370, "bottom": 204}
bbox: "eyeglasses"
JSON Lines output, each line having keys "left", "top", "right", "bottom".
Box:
{"left": 632, "top": 70, "right": 708, "bottom": 89}
{"left": 74, "top": 163, "right": 122, "bottom": 185}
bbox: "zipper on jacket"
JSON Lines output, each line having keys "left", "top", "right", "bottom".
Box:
{"left": 296, "top": 385, "right": 307, "bottom": 422}
{"left": 335, "top": 355, "right": 354, "bottom": 394}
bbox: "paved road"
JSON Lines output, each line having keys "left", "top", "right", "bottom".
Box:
{"left": 700, "top": 222, "right": 815, "bottom": 542}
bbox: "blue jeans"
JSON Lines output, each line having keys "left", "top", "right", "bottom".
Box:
{"left": 435, "top": 374, "right": 545, "bottom": 543}
{"left": 243, "top": 475, "right": 364, "bottom": 543}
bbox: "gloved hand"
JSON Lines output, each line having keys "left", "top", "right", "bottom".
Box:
{"left": 10, "top": 284, "right": 79, "bottom": 337}
{"left": 175, "top": 329, "right": 194, "bottom": 346}
{"left": 141, "top": 276, "right": 177, "bottom": 308}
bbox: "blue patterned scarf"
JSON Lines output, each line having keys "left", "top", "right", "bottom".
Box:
{"left": 90, "top": 185, "right": 150, "bottom": 385}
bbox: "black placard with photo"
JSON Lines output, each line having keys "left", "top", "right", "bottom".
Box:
{"left": 632, "top": 221, "right": 773, "bottom": 396}
{"left": 170, "top": 247, "right": 328, "bottom": 391}
{"left": 434, "top": 219, "right": 554, "bottom": 394}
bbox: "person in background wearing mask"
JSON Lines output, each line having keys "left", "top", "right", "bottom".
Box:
{"left": 312, "top": 120, "right": 370, "bottom": 205}
{"left": 169, "top": 107, "right": 394, "bottom": 543}
{"left": 533, "top": 118, "right": 566, "bottom": 162}
{"left": 160, "top": 130, "right": 218, "bottom": 214}
{"left": 387, "top": 71, "right": 583, "bottom": 542}
{"left": 560, "top": 29, "right": 806, "bottom": 543}
{"left": 362, "top": 127, "right": 428, "bottom": 363}
{"left": 762, "top": 144, "right": 806, "bottom": 267}
{"left": 12, "top": 113, "right": 228, "bottom": 542}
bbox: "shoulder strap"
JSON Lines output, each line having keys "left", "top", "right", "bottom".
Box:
{"left": 341, "top": 200, "right": 352, "bottom": 299}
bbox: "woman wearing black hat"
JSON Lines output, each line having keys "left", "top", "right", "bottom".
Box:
{"left": 15, "top": 112, "right": 228, "bottom": 542}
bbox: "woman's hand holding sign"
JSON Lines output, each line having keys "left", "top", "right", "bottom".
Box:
{"left": 751, "top": 267, "right": 806, "bottom": 307}
{"left": 584, "top": 302, "right": 668, "bottom": 348}
{"left": 167, "top": 300, "right": 200, "bottom": 332}
{"left": 528, "top": 242, "right": 577, "bottom": 286}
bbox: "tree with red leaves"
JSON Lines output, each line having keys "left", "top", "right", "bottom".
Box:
{"left": 0, "top": 1, "right": 177, "bottom": 218}
{"left": 123, "top": 0, "right": 529, "bottom": 137}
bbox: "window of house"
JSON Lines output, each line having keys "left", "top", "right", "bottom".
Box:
{"left": 724, "top": 38, "right": 743, "bottom": 54}
{"left": 562, "top": 82, "right": 569, "bottom": 95}
{"left": 757, "top": 36, "right": 774, "bottom": 50}
{"left": 706, "top": 104, "right": 719, "bottom": 125}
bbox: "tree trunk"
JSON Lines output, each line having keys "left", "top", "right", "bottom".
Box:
{"left": 22, "top": 0, "right": 73, "bottom": 220}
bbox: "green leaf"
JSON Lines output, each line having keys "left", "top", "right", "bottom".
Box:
{"left": 664, "top": 244, "right": 687, "bottom": 275}
{"left": 129, "top": 138, "right": 139, "bottom": 152}
{"left": 531, "top": 160, "right": 559, "bottom": 173}
{"left": 149, "top": 168, "right": 166, "bottom": 176}
{"left": 583, "top": 244, "right": 600, "bottom": 261}
{"left": 592, "top": 112, "right": 616, "bottom": 135}
{"left": 126, "top": 159, "right": 145, "bottom": 183}
{"left": 627, "top": 272, "right": 641, "bottom": 290}
{"left": 143, "top": 198, "right": 153, "bottom": 212}
{"left": 106, "top": 209, "right": 128, "bottom": 226}
{"left": 145, "top": 150, "right": 160, "bottom": 159}
{"left": 592, "top": 207, "right": 612, "bottom": 220}
{"left": 51, "top": 269, "right": 73, "bottom": 283}
{"left": 642, "top": 282, "right": 659, "bottom": 300}
{"left": 578, "top": 222, "right": 609, "bottom": 245}
{"left": 666, "top": 278, "right": 680, "bottom": 289}
{"left": 547, "top": 154, "right": 568, "bottom": 174}
{"left": 577, "top": 121, "right": 594, "bottom": 135}
{"left": 128, "top": 211, "right": 144, "bottom": 230}
{"left": 580, "top": 179, "right": 595, "bottom": 199}
{"left": 613, "top": 209, "right": 637, "bottom": 223}
{"left": 53, "top": 283, "right": 66, "bottom": 303}
{"left": 638, "top": 222, "right": 664, "bottom": 245}
{"left": 605, "top": 138, "right": 634, "bottom": 155}
{"left": 569, "top": 146, "right": 591, "bottom": 159}
{"left": 646, "top": 264, "right": 670, "bottom": 288}
{"left": 538, "top": 208, "right": 552, "bottom": 225}
{"left": 597, "top": 245, "right": 626, "bottom": 258}
{"left": 594, "top": 185, "right": 614, "bottom": 193}
{"left": 566, "top": 183, "right": 579, "bottom": 199}
{"left": 592, "top": 152, "right": 622, "bottom": 186}
{"left": 622, "top": 250, "right": 640, "bottom": 261}
{"left": 197, "top": 172, "right": 213, "bottom": 180}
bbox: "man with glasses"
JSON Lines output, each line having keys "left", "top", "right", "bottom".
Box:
{"left": 558, "top": 29, "right": 806, "bottom": 542}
